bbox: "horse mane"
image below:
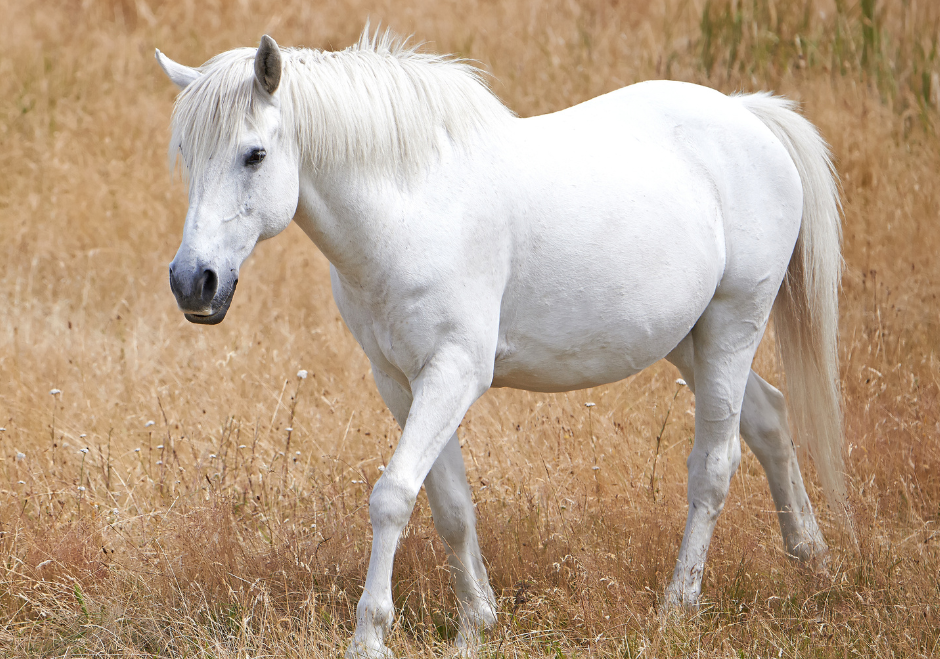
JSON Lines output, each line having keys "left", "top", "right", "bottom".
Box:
{"left": 169, "top": 28, "right": 513, "bottom": 181}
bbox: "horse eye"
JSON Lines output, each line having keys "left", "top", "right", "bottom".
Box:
{"left": 245, "top": 148, "right": 266, "bottom": 166}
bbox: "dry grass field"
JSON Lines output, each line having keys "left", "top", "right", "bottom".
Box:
{"left": 1, "top": 0, "right": 939, "bottom": 656}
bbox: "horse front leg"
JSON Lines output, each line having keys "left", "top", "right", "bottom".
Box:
{"left": 424, "top": 433, "right": 498, "bottom": 652}
{"left": 347, "top": 350, "right": 490, "bottom": 659}
{"left": 365, "top": 366, "right": 497, "bottom": 654}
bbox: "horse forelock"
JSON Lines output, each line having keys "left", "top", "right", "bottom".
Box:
{"left": 168, "top": 29, "right": 512, "bottom": 182}
{"left": 169, "top": 48, "right": 259, "bottom": 181}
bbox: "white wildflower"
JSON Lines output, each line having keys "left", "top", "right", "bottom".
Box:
{"left": 676, "top": 379, "right": 687, "bottom": 387}
{"left": 585, "top": 402, "right": 595, "bottom": 408}
{"left": 297, "top": 369, "right": 308, "bottom": 379}
{"left": 145, "top": 420, "right": 155, "bottom": 428}
{"left": 15, "top": 452, "right": 25, "bottom": 462}
{"left": 134, "top": 448, "right": 141, "bottom": 453}
{"left": 77, "top": 486, "right": 85, "bottom": 492}
{"left": 79, "top": 448, "right": 89, "bottom": 454}
{"left": 17, "top": 480, "right": 26, "bottom": 485}
{"left": 156, "top": 444, "right": 164, "bottom": 449}
{"left": 49, "top": 389, "right": 61, "bottom": 396}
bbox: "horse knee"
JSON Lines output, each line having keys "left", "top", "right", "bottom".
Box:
{"left": 686, "top": 441, "right": 739, "bottom": 513}
{"left": 744, "top": 418, "right": 791, "bottom": 462}
{"left": 369, "top": 477, "right": 416, "bottom": 531}
{"left": 742, "top": 381, "right": 794, "bottom": 461}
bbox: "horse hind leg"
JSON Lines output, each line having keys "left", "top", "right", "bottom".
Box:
{"left": 666, "top": 338, "right": 828, "bottom": 576}
{"left": 663, "top": 314, "right": 751, "bottom": 608}
{"left": 740, "top": 371, "right": 828, "bottom": 565}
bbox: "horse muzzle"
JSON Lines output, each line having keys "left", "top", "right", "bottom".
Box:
{"left": 169, "top": 263, "right": 238, "bottom": 325}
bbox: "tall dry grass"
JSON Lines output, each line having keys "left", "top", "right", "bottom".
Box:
{"left": 0, "top": 0, "right": 938, "bottom": 656}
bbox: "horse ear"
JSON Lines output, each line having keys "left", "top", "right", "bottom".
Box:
{"left": 254, "top": 35, "right": 282, "bottom": 95}
{"left": 155, "top": 49, "right": 201, "bottom": 90}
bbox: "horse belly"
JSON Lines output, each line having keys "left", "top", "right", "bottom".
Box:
{"left": 492, "top": 274, "right": 715, "bottom": 393}
{"left": 491, "top": 141, "right": 724, "bottom": 393}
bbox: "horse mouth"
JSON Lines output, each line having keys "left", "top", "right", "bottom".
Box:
{"left": 183, "top": 280, "right": 237, "bottom": 325}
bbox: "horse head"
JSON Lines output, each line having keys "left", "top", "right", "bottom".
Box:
{"left": 156, "top": 35, "right": 299, "bottom": 324}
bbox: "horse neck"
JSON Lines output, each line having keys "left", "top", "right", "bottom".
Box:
{"left": 292, "top": 166, "right": 410, "bottom": 284}
{"left": 281, "top": 50, "right": 514, "bottom": 282}
{"left": 292, "top": 131, "right": 512, "bottom": 290}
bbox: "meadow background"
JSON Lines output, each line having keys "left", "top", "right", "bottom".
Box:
{"left": 1, "top": 0, "right": 939, "bottom": 656}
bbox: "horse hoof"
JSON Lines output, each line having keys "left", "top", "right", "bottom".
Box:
{"left": 455, "top": 630, "right": 488, "bottom": 657}
{"left": 346, "top": 638, "right": 395, "bottom": 659}
{"left": 787, "top": 537, "right": 830, "bottom": 577}
{"left": 661, "top": 587, "right": 700, "bottom": 617}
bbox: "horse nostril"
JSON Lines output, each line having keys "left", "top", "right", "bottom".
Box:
{"left": 195, "top": 268, "right": 219, "bottom": 306}
{"left": 168, "top": 265, "right": 181, "bottom": 297}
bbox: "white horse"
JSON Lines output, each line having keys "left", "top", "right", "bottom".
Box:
{"left": 156, "top": 30, "right": 846, "bottom": 658}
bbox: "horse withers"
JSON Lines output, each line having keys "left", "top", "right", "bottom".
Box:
{"left": 156, "top": 30, "right": 846, "bottom": 659}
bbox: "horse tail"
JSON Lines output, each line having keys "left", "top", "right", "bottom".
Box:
{"left": 739, "top": 93, "right": 852, "bottom": 530}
